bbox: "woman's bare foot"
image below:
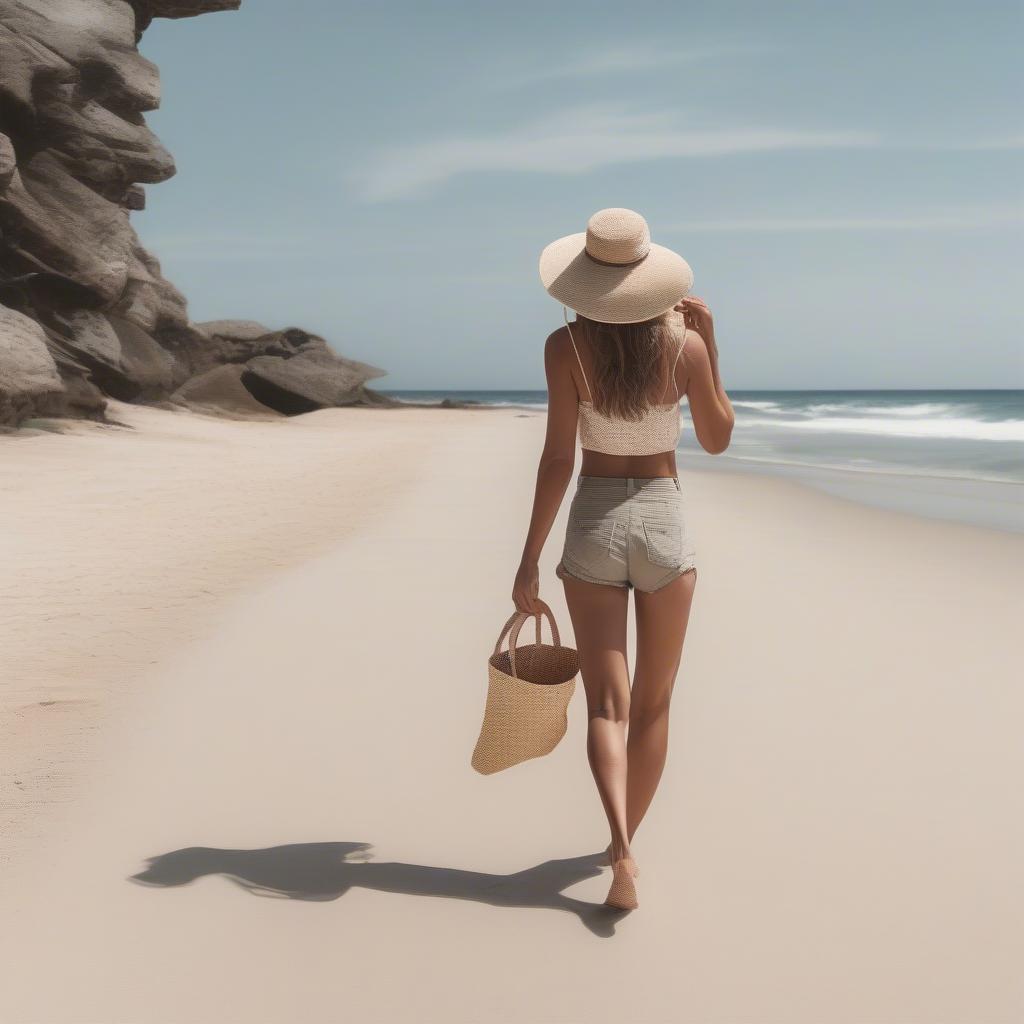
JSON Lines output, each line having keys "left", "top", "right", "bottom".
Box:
{"left": 604, "top": 857, "right": 640, "bottom": 910}
{"left": 605, "top": 842, "right": 639, "bottom": 876}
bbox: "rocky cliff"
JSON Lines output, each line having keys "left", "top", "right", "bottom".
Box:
{"left": 0, "top": 0, "right": 387, "bottom": 427}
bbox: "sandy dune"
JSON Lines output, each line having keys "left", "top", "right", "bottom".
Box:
{"left": 1, "top": 403, "right": 1021, "bottom": 1023}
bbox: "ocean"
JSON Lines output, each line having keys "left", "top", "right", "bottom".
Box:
{"left": 381, "top": 390, "right": 1024, "bottom": 533}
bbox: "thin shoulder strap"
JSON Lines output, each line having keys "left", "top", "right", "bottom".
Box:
{"left": 563, "top": 305, "right": 592, "bottom": 402}
{"left": 661, "top": 324, "right": 687, "bottom": 402}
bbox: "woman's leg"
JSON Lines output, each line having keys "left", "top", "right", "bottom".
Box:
{"left": 626, "top": 567, "right": 697, "bottom": 840}
{"left": 560, "top": 573, "right": 632, "bottom": 862}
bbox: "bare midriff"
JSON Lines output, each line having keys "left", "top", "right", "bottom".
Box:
{"left": 579, "top": 447, "right": 679, "bottom": 479}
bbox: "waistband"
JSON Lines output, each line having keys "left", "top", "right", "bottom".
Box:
{"left": 577, "top": 474, "right": 681, "bottom": 496}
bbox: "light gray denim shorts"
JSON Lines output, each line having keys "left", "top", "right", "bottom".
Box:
{"left": 555, "top": 475, "right": 698, "bottom": 593}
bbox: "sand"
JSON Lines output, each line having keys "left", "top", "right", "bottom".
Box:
{"left": 1, "top": 401, "right": 1021, "bottom": 1024}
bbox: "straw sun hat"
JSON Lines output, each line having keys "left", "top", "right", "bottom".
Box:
{"left": 539, "top": 207, "right": 693, "bottom": 324}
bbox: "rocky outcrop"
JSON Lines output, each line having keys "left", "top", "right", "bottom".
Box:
{"left": 0, "top": 0, "right": 387, "bottom": 427}
{"left": 175, "top": 322, "right": 391, "bottom": 416}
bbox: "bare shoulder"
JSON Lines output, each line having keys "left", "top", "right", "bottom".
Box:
{"left": 681, "top": 327, "right": 709, "bottom": 361}
{"left": 544, "top": 325, "right": 574, "bottom": 366}
{"left": 680, "top": 327, "right": 712, "bottom": 376}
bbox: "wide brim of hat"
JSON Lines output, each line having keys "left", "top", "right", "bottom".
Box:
{"left": 539, "top": 231, "right": 694, "bottom": 324}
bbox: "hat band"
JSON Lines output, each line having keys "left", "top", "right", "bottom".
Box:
{"left": 585, "top": 245, "right": 650, "bottom": 268}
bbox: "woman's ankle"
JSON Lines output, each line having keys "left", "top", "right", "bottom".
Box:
{"left": 609, "top": 837, "right": 632, "bottom": 862}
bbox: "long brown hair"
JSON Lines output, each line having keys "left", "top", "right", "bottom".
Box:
{"left": 577, "top": 311, "right": 684, "bottom": 420}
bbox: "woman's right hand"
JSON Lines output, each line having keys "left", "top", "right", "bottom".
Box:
{"left": 677, "top": 294, "right": 713, "bottom": 335}
{"left": 677, "top": 295, "right": 719, "bottom": 369}
{"left": 512, "top": 559, "right": 541, "bottom": 615}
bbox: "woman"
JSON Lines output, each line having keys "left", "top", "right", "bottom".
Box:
{"left": 512, "top": 208, "right": 735, "bottom": 911}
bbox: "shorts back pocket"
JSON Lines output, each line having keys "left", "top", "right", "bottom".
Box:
{"left": 641, "top": 516, "right": 683, "bottom": 568}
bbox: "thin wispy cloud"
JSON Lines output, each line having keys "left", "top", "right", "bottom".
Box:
{"left": 490, "top": 40, "right": 768, "bottom": 88}
{"left": 663, "top": 203, "right": 1024, "bottom": 233}
{"left": 351, "top": 103, "right": 879, "bottom": 202}
{"left": 896, "top": 134, "right": 1024, "bottom": 151}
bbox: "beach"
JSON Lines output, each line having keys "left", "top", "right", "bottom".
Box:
{"left": 2, "top": 402, "right": 1022, "bottom": 1024}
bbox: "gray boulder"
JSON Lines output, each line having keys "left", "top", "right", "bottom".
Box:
{"left": 196, "top": 322, "right": 334, "bottom": 365}
{"left": 0, "top": 131, "right": 14, "bottom": 191}
{"left": 52, "top": 309, "right": 174, "bottom": 401}
{"left": 194, "top": 319, "right": 293, "bottom": 362}
{"left": 195, "top": 319, "right": 274, "bottom": 344}
{"left": 242, "top": 348, "right": 386, "bottom": 415}
{"left": 0, "top": 303, "right": 64, "bottom": 426}
{"left": 2, "top": 150, "right": 132, "bottom": 304}
{"left": 104, "top": 314, "right": 175, "bottom": 399}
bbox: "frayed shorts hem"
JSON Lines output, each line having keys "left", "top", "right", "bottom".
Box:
{"left": 644, "top": 561, "right": 698, "bottom": 593}
{"left": 555, "top": 558, "right": 697, "bottom": 594}
{"left": 555, "top": 559, "right": 629, "bottom": 590}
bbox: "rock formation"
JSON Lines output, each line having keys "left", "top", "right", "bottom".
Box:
{"left": 0, "top": 0, "right": 388, "bottom": 427}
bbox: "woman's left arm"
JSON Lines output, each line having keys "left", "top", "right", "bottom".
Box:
{"left": 511, "top": 330, "right": 579, "bottom": 614}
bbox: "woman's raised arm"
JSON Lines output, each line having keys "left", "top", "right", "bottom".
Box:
{"left": 676, "top": 296, "right": 734, "bottom": 454}
{"left": 682, "top": 328, "right": 734, "bottom": 454}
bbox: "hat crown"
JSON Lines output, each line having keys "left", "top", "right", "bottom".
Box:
{"left": 585, "top": 208, "right": 651, "bottom": 265}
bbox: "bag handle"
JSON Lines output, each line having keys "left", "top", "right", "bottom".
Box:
{"left": 494, "top": 610, "right": 537, "bottom": 656}
{"left": 493, "top": 600, "right": 562, "bottom": 679}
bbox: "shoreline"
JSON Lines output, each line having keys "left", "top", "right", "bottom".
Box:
{"left": 412, "top": 422, "right": 1022, "bottom": 536}
{"left": 676, "top": 448, "right": 1024, "bottom": 534}
{"left": 14, "top": 397, "right": 1022, "bottom": 535}
{"left": 382, "top": 391, "right": 1024, "bottom": 534}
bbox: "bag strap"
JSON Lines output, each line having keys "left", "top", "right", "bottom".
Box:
{"left": 497, "top": 600, "right": 562, "bottom": 679}
{"left": 494, "top": 610, "right": 540, "bottom": 655}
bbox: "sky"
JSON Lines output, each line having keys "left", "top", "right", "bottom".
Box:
{"left": 134, "top": 0, "right": 1024, "bottom": 390}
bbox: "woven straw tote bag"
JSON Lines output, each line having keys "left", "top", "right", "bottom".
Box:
{"left": 471, "top": 599, "right": 580, "bottom": 775}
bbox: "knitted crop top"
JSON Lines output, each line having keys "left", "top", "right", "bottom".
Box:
{"left": 563, "top": 306, "right": 685, "bottom": 457}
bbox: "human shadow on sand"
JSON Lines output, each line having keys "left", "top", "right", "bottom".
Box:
{"left": 129, "top": 842, "right": 627, "bottom": 936}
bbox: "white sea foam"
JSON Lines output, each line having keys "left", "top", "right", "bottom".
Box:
{"left": 738, "top": 416, "right": 1024, "bottom": 442}
{"left": 732, "top": 400, "right": 784, "bottom": 412}
{"left": 801, "top": 402, "right": 960, "bottom": 418}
